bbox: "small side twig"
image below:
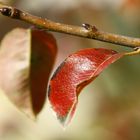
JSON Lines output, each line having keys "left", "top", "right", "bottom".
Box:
{"left": 0, "top": 3, "right": 140, "bottom": 50}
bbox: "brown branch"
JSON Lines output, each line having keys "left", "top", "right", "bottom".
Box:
{"left": 0, "top": 3, "right": 140, "bottom": 49}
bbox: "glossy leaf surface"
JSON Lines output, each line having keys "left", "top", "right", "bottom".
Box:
{"left": 0, "top": 28, "right": 57, "bottom": 118}
{"left": 48, "top": 48, "right": 123, "bottom": 126}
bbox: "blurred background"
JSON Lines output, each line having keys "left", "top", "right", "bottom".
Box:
{"left": 0, "top": 0, "right": 140, "bottom": 140}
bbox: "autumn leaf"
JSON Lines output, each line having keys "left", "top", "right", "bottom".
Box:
{"left": 48, "top": 48, "right": 123, "bottom": 126}
{"left": 0, "top": 28, "right": 57, "bottom": 118}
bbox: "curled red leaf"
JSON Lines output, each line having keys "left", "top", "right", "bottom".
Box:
{"left": 48, "top": 48, "right": 123, "bottom": 126}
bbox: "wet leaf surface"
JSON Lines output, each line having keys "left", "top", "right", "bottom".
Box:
{"left": 48, "top": 48, "right": 123, "bottom": 126}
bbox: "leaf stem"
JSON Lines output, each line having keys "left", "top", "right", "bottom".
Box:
{"left": 0, "top": 3, "right": 140, "bottom": 49}
{"left": 125, "top": 47, "right": 140, "bottom": 56}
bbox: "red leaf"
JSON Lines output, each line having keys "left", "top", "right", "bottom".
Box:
{"left": 0, "top": 28, "right": 57, "bottom": 118}
{"left": 31, "top": 29, "right": 57, "bottom": 115}
{"left": 48, "top": 48, "right": 123, "bottom": 126}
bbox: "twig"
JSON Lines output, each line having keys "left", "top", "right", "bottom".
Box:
{"left": 0, "top": 3, "right": 140, "bottom": 49}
